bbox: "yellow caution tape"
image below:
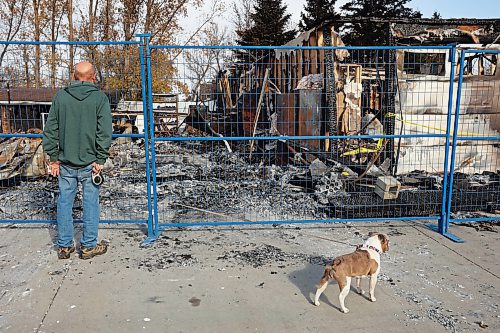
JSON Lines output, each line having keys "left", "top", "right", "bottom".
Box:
{"left": 386, "top": 112, "right": 483, "bottom": 137}
{"left": 340, "top": 112, "right": 484, "bottom": 157}
{"left": 341, "top": 138, "right": 384, "bottom": 156}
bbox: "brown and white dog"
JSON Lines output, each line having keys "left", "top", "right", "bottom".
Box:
{"left": 313, "top": 232, "right": 389, "bottom": 313}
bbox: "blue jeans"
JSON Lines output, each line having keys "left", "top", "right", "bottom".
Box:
{"left": 57, "top": 164, "right": 100, "bottom": 248}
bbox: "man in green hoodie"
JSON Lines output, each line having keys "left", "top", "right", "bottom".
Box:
{"left": 43, "top": 61, "right": 112, "bottom": 260}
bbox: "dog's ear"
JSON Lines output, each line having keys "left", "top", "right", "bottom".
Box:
{"left": 378, "top": 234, "right": 390, "bottom": 252}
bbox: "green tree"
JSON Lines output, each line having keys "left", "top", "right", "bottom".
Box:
{"left": 340, "top": 0, "right": 422, "bottom": 45}
{"left": 236, "top": 0, "right": 296, "bottom": 46}
{"left": 298, "top": 0, "right": 337, "bottom": 32}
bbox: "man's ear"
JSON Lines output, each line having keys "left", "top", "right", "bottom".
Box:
{"left": 72, "top": 72, "right": 76, "bottom": 80}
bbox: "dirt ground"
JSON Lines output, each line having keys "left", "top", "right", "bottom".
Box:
{"left": 0, "top": 220, "right": 499, "bottom": 333}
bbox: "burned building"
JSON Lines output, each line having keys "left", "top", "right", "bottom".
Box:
{"left": 180, "top": 17, "right": 500, "bottom": 220}
{"left": 194, "top": 18, "right": 499, "bottom": 176}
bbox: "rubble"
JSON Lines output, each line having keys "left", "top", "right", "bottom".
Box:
{"left": 476, "top": 321, "right": 489, "bottom": 329}
{"left": 138, "top": 253, "right": 197, "bottom": 270}
{"left": 374, "top": 175, "right": 401, "bottom": 200}
{"left": 1, "top": 136, "right": 498, "bottom": 222}
{"left": 217, "top": 244, "right": 292, "bottom": 268}
{"left": 427, "top": 307, "right": 460, "bottom": 332}
{"left": 0, "top": 129, "right": 48, "bottom": 180}
{"left": 452, "top": 219, "right": 499, "bottom": 232}
{"left": 1, "top": 41, "right": 499, "bottom": 221}
{"left": 314, "top": 171, "right": 348, "bottom": 206}
{"left": 216, "top": 244, "right": 328, "bottom": 268}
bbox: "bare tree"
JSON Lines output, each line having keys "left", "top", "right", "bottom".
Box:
{"left": 45, "top": 0, "right": 66, "bottom": 87}
{"left": 100, "top": 0, "right": 116, "bottom": 40}
{"left": 88, "top": 0, "right": 100, "bottom": 41}
{"left": 22, "top": 42, "right": 31, "bottom": 87}
{"left": 32, "top": 0, "right": 44, "bottom": 88}
{"left": 0, "top": 0, "right": 225, "bottom": 93}
{"left": 67, "top": 0, "right": 74, "bottom": 70}
{"left": 117, "top": 0, "right": 199, "bottom": 43}
{"left": 122, "top": 0, "right": 143, "bottom": 41}
{"left": 176, "top": 0, "right": 225, "bottom": 48}
{"left": 0, "top": 0, "right": 29, "bottom": 69}
{"left": 94, "top": 0, "right": 118, "bottom": 83}
{"left": 185, "top": 22, "right": 230, "bottom": 99}
{"left": 232, "top": 0, "right": 254, "bottom": 41}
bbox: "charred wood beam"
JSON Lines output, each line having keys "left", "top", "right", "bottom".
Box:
{"left": 284, "top": 140, "right": 366, "bottom": 174}
{"left": 323, "top": 26, "right": 338, "bottom": 158}
{"left": 189, "top": 106, "right": 232, "bottom": 153}
{"left": 285, "top": 143, "right": 308, "bottom": 165}
{"left": 384, "top": 23, "right": 397, "bottom": 175}
{"left": 249, "top": 68, "right": 270, "bottom": 159}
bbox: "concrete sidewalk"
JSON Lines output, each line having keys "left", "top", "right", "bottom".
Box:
{"left": 1, "top": 220, "right": 499, "bottom": 333}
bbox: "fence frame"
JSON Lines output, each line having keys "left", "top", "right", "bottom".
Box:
{"left": 442, "top": 49, "right": 500, "bottom": 242}
{"left": 425, "top": 45, "right": 461, "bottom": 241}
{"left": 1, "top": 39, "right": 498, "bottom": 244}
{"left": 0, "top": 38, "right": 153, "bottom": 232}
{"left": 145, "top": 43, "right": 459, "bottom": 241}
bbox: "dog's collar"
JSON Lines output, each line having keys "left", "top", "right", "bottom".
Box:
{"left": 356, "top": 244, "right": 382, "bottom": 255}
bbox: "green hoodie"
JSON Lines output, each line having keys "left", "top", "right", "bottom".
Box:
{"left": 42, "top": 81, "right": 112, "bottom": 167}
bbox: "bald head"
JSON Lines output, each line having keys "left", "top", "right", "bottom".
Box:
{"left": 73, "top": 61, "right": 96, "bottom": 82}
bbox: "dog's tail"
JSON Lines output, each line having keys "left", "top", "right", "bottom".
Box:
{"left": 330, "top": 258, "right": 343, "bottom": 277}
{"left": 325, "top": 258, "right": 342, "bottom": 279}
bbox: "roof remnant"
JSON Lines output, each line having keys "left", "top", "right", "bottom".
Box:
{"left": 0, "top": 88, "right": 58, "bottom": 104}
{"left": 318, "top": 17, "right": 500, "bottom": 45}
{"left": 391, "top": 23, "right": 498, "bottom": 44}
{"left": 0, "top": 88, "right": 123, "bottom": 106}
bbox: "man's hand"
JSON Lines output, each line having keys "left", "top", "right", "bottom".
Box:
{"left": 48, "top": 161, "right": 60, "bottom": 177}
{"left": 92, "top": 162, "right": 103, "bottom": 175}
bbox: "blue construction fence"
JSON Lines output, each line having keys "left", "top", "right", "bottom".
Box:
{"left": 0, "top": 36, "right": 498, "bottom": 243}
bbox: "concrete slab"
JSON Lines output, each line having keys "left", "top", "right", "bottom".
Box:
{"left": 1, "top": 220, "right": 499, "bottom": 333}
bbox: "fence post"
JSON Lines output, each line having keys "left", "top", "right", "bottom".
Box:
{"left": 439, "top": 46, "right": 456, "bottom": 233}
{"left": 427, "top": 45, "right": 463, "bottom": 242}
{"left": 144, "top": 34, "right": 160, "bottom": 241}
{"left": 137, "top": 33, "right": 159, "bottom": 244}
{"left": 443, "top": 50, "right": 467, "bottom": 242}
{"left": 429, "top": 48, "right": 465, "bottom": 242}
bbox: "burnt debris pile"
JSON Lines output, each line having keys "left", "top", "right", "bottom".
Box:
{"left": 1, "top": 137, "right": 499, "bottom": 222}
{"left": 146, "top": 139, "right": 500, "bottom": 222}
{"left": 1, "top": 134, "right": 499, "bottom": 223}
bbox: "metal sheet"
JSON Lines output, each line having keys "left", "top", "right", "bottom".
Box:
{"left": 297, "top": 89, "right": 322, "bottom": 150}
{"left": 276, "top": 93, "right": 296, "bottom": 136}
{"left": 241, "top": 91, "right": 267, "bottom": 136}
